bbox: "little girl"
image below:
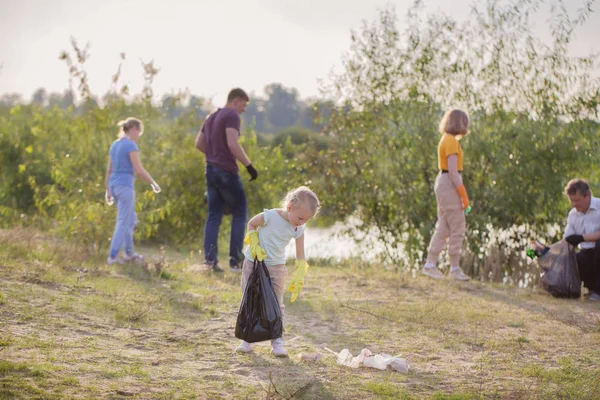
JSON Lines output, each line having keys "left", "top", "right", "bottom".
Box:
{"left": 236, "top": 186, "right": 320, "bottom": 357}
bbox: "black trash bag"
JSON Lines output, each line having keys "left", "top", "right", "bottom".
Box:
{"left": 235, "top": 259, "right": 283, "bottom": 343}
{"left": 537, "top": 240, "right": 581, "bottom": 298}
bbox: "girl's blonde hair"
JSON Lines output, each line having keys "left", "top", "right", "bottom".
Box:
{"left": 117, "top": 117, "right": 144, "bottom": 138}
{"left": 439, "top": 109, "right": 469, "bottom": 136}
{"left": 281, "top": 186, "right": 321, "bottom": 217}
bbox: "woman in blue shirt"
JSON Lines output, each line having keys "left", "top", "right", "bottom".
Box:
{"left": 105, "top": 118, "right": 160, "bottom": 265}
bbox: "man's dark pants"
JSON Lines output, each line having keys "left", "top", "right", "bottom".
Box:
{"left": 204, "top": 163, "right": 247, "bottom": 268}
{"left": 576, "top": 240, "right": 600, "bottom": 293}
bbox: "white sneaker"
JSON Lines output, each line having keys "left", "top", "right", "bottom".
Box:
{"left": 449, "top": 268, "right": 470, "bottom": 281}
{"left": 235, "top": 341, "right": 253, "bottom": 353}
{"left": 271, "top": 338, "right": 288, "bottom": 358}
{"left": 107, "top": 257, "right": 125, "bottom": 265}
{"left": 123, "top": 253, "right": 145, "bottom": 264}
{"left": 421, "top": 266, "right": 444, "bottom": 279}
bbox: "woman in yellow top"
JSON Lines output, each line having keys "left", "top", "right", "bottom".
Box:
{"left": 422, "top": 109, "right": 471, "bottom": 281}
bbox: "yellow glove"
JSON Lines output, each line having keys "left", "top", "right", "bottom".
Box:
{"left": 244, "top": 231, "right": 266, "bottom": 261}
{"left": 288, "top": 260, "right": 309, "bottom": 302}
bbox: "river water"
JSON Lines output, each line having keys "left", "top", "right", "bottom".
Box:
{"left": 284, "top": 221, "right": 406, "bottom": 263}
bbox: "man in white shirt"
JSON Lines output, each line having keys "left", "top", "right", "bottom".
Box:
{"left": 563, "top": 179, "right": 600, "bottom": 301}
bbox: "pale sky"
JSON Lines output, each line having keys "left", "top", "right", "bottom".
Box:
{"left": 1, "top": 0, "right": 599, "bottom": 104}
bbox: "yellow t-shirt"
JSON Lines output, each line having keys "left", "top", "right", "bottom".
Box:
{"left": 438, "top": 134, "right": 463, "bottom": 171}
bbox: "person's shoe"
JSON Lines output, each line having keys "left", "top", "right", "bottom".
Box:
{"left": 588, "top": 291, "right": 600, "bottom": 301}
{"left": 202, "top": 263, "right": 224, "bottom": 273}
{"left": 235, "top": 341, "right": 253, "bottom": 353}
{"left": 229, "top": 264, "right": 243, "bottom": 273}
{"left": 449, "top": 268, "right": 470, "bottom": 281}
{"left": 123, "top": 253, "right": 145, "bottom": 264}
{"left": 107, "top": 256, "right": 125, "bottom": 265}
{"left": 271, "top": 338, "right": 288, "bottom": 358}
{"left": 421, "top": 266, "right": 444, "bottom": 279}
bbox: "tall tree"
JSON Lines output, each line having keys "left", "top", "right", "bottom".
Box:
{"left": 32, "top": 88, "right": 48, "bottom": 107}
{"left": 264, "top": 83, "right": 301, "bottom": 132}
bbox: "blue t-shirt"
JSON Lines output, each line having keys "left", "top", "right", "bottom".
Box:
{"left": 108, "top": 138, "right": 139, "bottom": 188}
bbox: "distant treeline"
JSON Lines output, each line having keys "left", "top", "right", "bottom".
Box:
{"left": 0, "top": 83, "right": 335, "bottom": 135}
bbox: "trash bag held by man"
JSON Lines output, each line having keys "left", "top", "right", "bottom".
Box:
{"left": 537, "top": 240, "right": 581, "bottom": 298}
{"left": 235, "top": 259, "right": 283, "bottom": 343}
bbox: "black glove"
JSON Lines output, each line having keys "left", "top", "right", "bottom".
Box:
{"left": 246, "top": 164, "right": 258, "bottom": 181}
{"left": 565, "top": 234, "right": 584, "bottom": 247}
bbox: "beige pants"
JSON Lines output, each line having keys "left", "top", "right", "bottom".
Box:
{"left": 241, "top": 259, "right": 287, "bottom": 319}
{"left": 426, "top": 173, "right": 466, "bottom": 267}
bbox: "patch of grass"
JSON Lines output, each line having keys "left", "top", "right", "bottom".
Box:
{"left": 516, "top": 336, "right": 530, "bottom": 344}
{"left": 363, "top": 381, "right": 413, "bottom": 399}
{"left": 123, "top": 364, "right": 150, "bottom": 378}
{"left": 0, "top": 360, "right": 56, "bottom": 378}
{"left": 0, "top": 376, "right": 58, "bottom": 399}
{"left": 159, "top": 270, "right": 176, "bottom": 280}
{"left": 0, "top": 334, "right": 11, "bottom": 348}
{"left": 0, "top": 243, "right": 31, "bottom": 262}
{"left": 0, "top": 228, "right": 86, "bottom": 271}
{"left": 507, "top": 321, "right": 525, "bottom": 328}
{"left": 432, "top": 394, "right": 480, "bottom": 400}
{"left": 0, "top": 291, "right": 5, "bottom": 305}
{"left": 18, "top": 335, "right": 62, "bottom": 352}
{"left": 207, "top": 306, "right": 218, "bottom": 316}
{"left": 0, "top": 360, "right": 29, "bottom": 376}
{"left": 191, "top": 298, "right": 203, "bottom": 311}
{"left": 102, "top": 363, "right": 150, "bottom": 380}
{"left": 113, "top": 297, "right": 154, "bottom": 325}
{"left": 522, "top": 358, "right": 600, "bottom": 398}
{"left": 60, "top": 376, "right": 80, "bottom": 387}
{"left": 100, "top": 369, "right": 122, "bottom": 379}
{"left": 29, "top": 363, "right": 54, "bottom": 377}
{"left": 254, "top": 372, "right": 331, "bottom": 400}
{"left": 18, "top": 312, "right": 33, "bottom": 322}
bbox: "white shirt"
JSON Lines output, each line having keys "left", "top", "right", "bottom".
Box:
{"left": 244, "top": 209, "right": 305, "bottom": 266}
{"left": 563, "top": 196, "right": 600, "bottom": 249}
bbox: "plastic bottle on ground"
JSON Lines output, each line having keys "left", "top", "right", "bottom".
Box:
{"left": 350, "top": 349, "right": 372, "bottom": 368}
{"left": 389, "top": 358, "right": 409, "bottom": 373}
{"left": 363, "top": 354, "right": 389, "bottom": 370}
{"left": 337, "top": 349, "right": 353, "bottom": 367}
{"left": 527, "top": 240, "right": 550, "bottom": 259}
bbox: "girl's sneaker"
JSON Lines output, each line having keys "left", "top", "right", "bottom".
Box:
{"left": 107, "top": 257, "right": 125, "bottom": 265}
{"left": 236, "top": 341, "right": 254, "bottom": 353}
{"left": 123, "top": 253, "right": 145, "bottom": 264}
{"left": 271, "top": 338, "right": 288, "bottom": 358}
{"left": 449, "top": 268, "right": 470, "bottom": 281}
{"left": 421, "top": 265, "right": 444, "bottom": 279}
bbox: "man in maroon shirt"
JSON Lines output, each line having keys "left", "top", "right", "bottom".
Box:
{"left": 195, "top": 88, "right": 258, "bottom": 272}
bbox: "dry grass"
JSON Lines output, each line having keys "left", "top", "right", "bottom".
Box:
{"left": 0, "top": 228, "right": 599, "bottom": 399}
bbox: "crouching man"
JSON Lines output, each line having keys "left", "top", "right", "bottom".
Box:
{"left": 563, "top": 179, "right": 600, "bottom": 301}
